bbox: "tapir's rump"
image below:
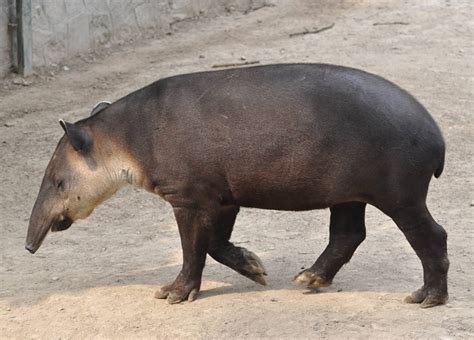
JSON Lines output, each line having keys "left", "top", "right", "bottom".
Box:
{"left": 27, "top": 63, "right": 448, "bottom": 307}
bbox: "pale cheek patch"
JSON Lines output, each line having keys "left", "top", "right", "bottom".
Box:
{"left": 67, "top": 176, "right": 120, "bottom": 220}
{"left": 63, "top": 128, "right": 154, "bottom": 220}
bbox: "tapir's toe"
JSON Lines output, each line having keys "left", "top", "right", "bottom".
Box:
{"left": 154, "top": 284, "right": 172, "bottom": 299}
{"left": 242, "top": 248, "right": 266, "bottom": 274}
{"left": 155, "top": 281, "right": 201, "bottom": 304}
{"left": 240, "top": 248, "right": 267, "bottom": 285}
{"left": 165, "top": 287, "right": 200, "bottom": 304}
{"left": 293, "top": 270, "right": 332, "bottom": 289}
{"left": 403, "top": 288, "right": 426, "bottom": 304}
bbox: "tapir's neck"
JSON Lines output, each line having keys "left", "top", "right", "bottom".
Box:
{"left": 87, "top": 124, "right": 153, "bottom": 193}
{"left": 106, "top": 158, "right": 141, "bottom": 188}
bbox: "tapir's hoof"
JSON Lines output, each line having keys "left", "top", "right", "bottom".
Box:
{"left": 154, "top": 282, "right": 200, "bottom": 304}
{"left": 240, "top": 248, "right": 267, "bottom": 286}
{"left": 293, "top": 270, "right": 332, "bottom": 289}
{"left": 403, "top": 288, "right": 448, "bottom": 308}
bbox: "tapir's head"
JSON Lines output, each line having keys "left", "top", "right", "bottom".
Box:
{"left": 25, "top": 120, "right": 128, "bottom": 253}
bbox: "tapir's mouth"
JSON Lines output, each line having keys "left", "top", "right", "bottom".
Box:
{"left": 51, "top": 216, "right": 73, "bottom": 232}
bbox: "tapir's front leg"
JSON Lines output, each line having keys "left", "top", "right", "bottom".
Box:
{"left": 155, "top": 206, "right": 217, "bottom": 304}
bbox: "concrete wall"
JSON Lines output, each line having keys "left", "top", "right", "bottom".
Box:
{"left": 0, "top": 0, "right": 266, "bottom": 75}
{"left": 0, "top": 0, "right": 11, "bottom": 75}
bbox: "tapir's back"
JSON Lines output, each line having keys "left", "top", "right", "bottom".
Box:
{"left": 158, "top": 64, "right": 442, "bottom": 153}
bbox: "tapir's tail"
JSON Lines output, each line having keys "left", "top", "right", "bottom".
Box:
{"left": 434, "top": 145, "right": 445, "bottom": 178}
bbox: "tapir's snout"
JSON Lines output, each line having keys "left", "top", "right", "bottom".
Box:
{"left": 25, "top": 220, "right": 50, "bottom": 254}
{"left": 25, "top": 243, "right": 37, "bottom": 254}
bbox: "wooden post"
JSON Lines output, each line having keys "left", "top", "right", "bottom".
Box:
{"left": 16, "top": 0, "right": 32, "bottom": 76}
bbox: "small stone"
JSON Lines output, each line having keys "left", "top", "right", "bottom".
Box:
{"left": 52, "top": 276, "right": 59, "bottom": 281}
{"left": 270, "top": 298, "right": 278, "bottom": 302}
{"left": 58, "top": 307, "right": 65, "bottom": 311}
{"left": 199, "top": 54, "right": 205, "bottom": 59}
{"left": 240, "top": 56, "right": 247, "bottom": 61}
{"left": 3, "top": 123, "right": 14, "bottom": 127}
{"left": 337, "top": 288, "right": 343, "bottom": 292}
{"left": 63, "top": 66, "right": 70, "bottom": 71}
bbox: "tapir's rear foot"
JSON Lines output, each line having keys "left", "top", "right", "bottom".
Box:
{"left": 404, "top": 287, "right": 448, "bottom": 308}
{"left": 154, "top": 277, "right": 201, "bottom": 304}
{"left": 209, "top": 244, "right": 267, "bottom": 285}
{"left": 293, "top": 269, "right": 332, "bottom": 289}
{"left": 387, "top": 203, "right": 449, "bottom": 308}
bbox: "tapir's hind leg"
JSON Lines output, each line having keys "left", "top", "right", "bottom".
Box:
{"left": 388, "top": 204, "right": 449, "bottom": 308}
{"left": 295, "top": 202, "right": 366, "bottom": 288}
{"left": 208, "top": 205, "right": 267, "bottom": 285}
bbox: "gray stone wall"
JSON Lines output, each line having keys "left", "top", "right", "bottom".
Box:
{"left": 0, "top": 0, "right": 266, "bottom": 75}
{"left": 0, "top": 0, "right": 11, "bottom": 75}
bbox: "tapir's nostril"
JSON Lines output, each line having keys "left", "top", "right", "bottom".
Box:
{"left": 25, "top": 244, "right": 36, "bottom": 254}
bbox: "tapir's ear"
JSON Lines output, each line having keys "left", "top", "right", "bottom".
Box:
{"left": 59, "top": 119, "right": 92, "bottom": 152}
{"left": 90, "top": 101, "right": 111, "bottom": 116}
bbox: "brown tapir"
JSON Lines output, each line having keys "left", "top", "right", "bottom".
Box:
{"left": 26, "top": 63, "right": 448, "bottom": 307}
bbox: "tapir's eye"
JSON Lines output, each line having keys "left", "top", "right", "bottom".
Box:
{"left": 56, "top": 180, "right": 64, "bottom": 190}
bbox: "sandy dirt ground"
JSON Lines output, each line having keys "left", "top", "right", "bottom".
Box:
{"left": 0, "top": 0, "right": 473, "bottom": 338}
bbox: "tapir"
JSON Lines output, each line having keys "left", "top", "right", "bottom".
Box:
{"left": 26, "top": 63, "right": 448, "bottom": 307}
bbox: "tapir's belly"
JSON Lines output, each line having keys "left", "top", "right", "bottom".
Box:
{"left": 231, "top": 183, "right": 335, "bottom": 211}
{"left": 223, "top": 140, "right": 366, "bottom": 211}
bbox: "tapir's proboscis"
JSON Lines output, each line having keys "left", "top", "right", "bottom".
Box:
{"left": 26, "top": 64, "right": 448, "bottom": 307}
